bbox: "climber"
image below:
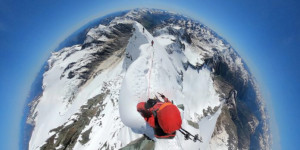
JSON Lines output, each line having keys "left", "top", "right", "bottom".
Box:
{"left": 143, "top": 27, "right": 145, "bottom": 33}
{"left": 151, "top": 40, "right": 154, "bottom": 47}
{"left": 137, "top": 93, "right": 182, "bottom": 139}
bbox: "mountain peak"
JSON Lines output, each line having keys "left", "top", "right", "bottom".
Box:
{"left": 27, "top": 9, "right": 270, "bottom": 150}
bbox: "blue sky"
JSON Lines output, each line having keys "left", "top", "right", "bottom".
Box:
{"left": 0, "top": 0, "right": 299, "bottom": 149}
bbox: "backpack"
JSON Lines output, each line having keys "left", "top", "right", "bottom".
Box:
{"left": 156, "top": 103, "right": 182, "bottom": 134}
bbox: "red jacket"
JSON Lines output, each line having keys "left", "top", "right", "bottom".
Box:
{"left": 137, "top": 97, "right": 176, "bottom": 138}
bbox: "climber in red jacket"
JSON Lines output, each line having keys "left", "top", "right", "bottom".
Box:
{"left": 137, "top": 94, "right": 182, "bottom": 139}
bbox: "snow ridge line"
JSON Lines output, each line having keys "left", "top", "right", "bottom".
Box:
{"left": 147, "top": 46, "right": 155, "bottom": 99}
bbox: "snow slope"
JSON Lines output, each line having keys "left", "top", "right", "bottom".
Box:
{"left": 28, "top": 21, "right": 138, "bottom": 149}
{"left": 27, "top": 9, "right": 267, "bottom": 150}
{"left": 119, "top": 22, "right": 221, "bottom": 149}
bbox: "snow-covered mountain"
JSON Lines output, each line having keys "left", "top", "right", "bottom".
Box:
{"left": 27, "top": 8, "right": 271, "bottom": 150}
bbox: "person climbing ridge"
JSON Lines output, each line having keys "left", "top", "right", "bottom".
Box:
{"left": 137, "top": 93, "right": 182, "bottom": 139}
{"left": 143, "top": 27, "right": 145, "bottom": 33}
{"left": 151, "top": 40, "right": 154, "bottom": 47}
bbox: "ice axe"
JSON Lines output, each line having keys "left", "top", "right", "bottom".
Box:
{"left": 157, "top": 92, "right": 174, "bottom": 103}
{"left": 154, "top": 95, "right": 161, "bottom": 102}
{"left": 157, "top": 92, "right": 165, "bottom": 98}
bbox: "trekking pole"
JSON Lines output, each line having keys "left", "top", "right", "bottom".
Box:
{"left": 181, "top": 128, "right": 202, "bottom": 142}
{"left": 179, "top": 128, "right": 203, "bottom": 142}
{"left": 178, "top": 129, "right": 193, "bottom": 141}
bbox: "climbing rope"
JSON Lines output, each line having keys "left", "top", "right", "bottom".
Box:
{"left": 147, "top": 45, "right": 155, "bottom": 99}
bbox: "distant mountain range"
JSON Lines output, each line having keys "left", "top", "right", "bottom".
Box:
{"left": 26, "top": 8, "right": 271, "bottom": 150}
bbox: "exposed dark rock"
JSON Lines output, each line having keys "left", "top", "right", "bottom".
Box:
{"left": 81, "top": 40, "right": 105, "bottom": 49}
{"left": 187, "top": 120, "right": 199, "bottom": 129}
{"left": 63, "top": 23, "right": 133, "bottom": 85}
{"left": 181, "top": 30, "right": 192, "bottom": 44}
{"left": 79, "top": 127, "right": 92, "bottom": 145}
{"left": 67, "top": 71, "right": 75, "bottom": 79}
{"left": 28, "top": 9, "right": 270, "bottom": 150}
{"left": 120, "top": 136, "right": 155, "bottom": 150}
{"left": 203, "top": 106, "right": 220, "bottom": 117}
{"left": 40, "top": 92, "right": 108, "bottom": 150}
{"left": 213, "top": 75, "right": 234, "bottom": 99}
{"left": 211, "top": 106, "right": 238, "bottom": 150}
{"left": 209, "top": 55, "right": 266, "bottom": 149}
{"left": 54, "top": 10, "right": 129, "bottom": 52}
{"left": 62, "top": 62, "right": 76, "bottom": 77}
{"left": 133, "top": 11, "right": 270, "bottom": 149}
{"left": 177, "top": 104, "right": 184, "bottom": 110}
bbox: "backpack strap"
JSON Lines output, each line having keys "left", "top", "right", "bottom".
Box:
{"left": 157, "top": 102, "right": 172, "bottom": 113}
{"left": 152, "top": 110, "right": 157, "bottom": 118}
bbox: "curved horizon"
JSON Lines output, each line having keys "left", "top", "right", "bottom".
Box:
{"left": 20, "top": 8, "right": 277, "bottom": 150}
{"left": 0, "top": 0, "right": 299, "bottom": 149}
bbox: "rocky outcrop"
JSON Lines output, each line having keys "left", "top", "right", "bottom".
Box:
{"left": 63, "top": 23, "right": 133, "bottom": 85}
{"left": 210, "top": 55, "right": 269, "bottom": 149}
{"left": 137, "top": 8, "right": 270, "bottom": 149}
{"left": 27, "top": 8, "right": 270, "bottom": 150}
{"left": 40, "top": 92, "right": 108, "bottom": 150}
{"left": 120, "top": 136, "right": 154, "bottom": 150}
{"left": 210, "top": 106, "right": 238, "bottom": 150}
